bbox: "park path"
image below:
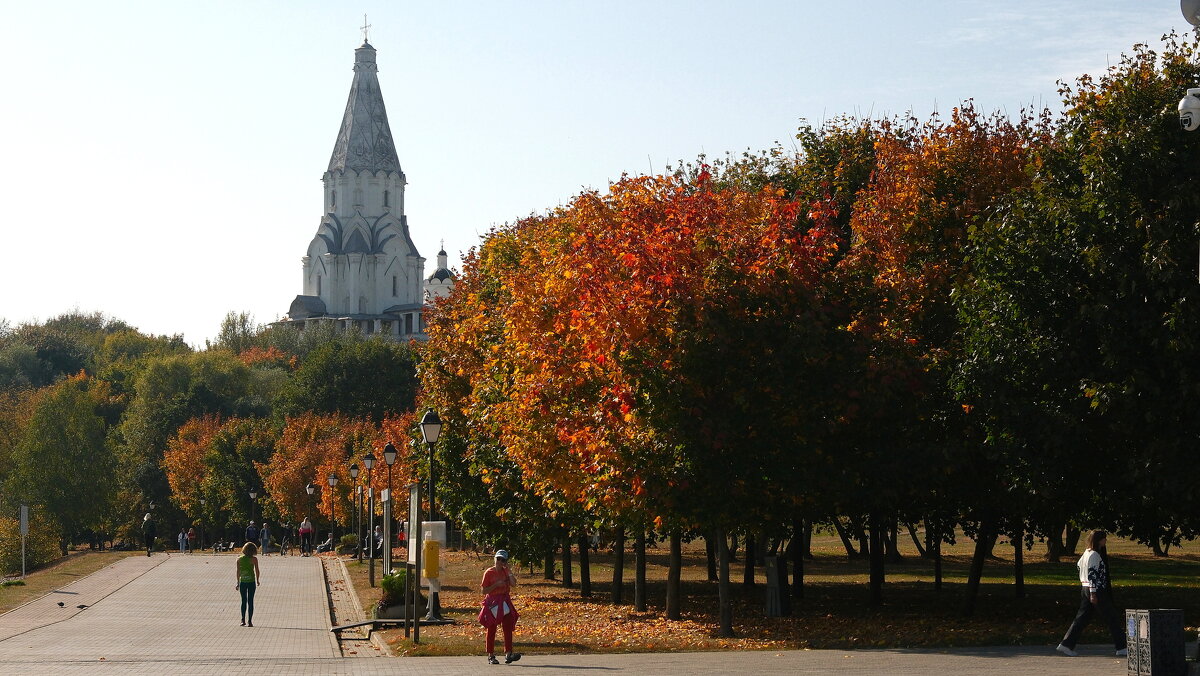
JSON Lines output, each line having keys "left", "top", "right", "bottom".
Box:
{"left": 0, "top": 551, "right": 1146, "bottom": 674}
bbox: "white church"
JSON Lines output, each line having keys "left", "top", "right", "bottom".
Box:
{"left": 282, "top": 39, "right": 454, "bottom": 338}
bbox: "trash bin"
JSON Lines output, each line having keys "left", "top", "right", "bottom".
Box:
{"left": 1126, "top": 609, "right": 1185, "bottom": 676}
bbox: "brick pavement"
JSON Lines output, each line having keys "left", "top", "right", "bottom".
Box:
{"left": 0, "top": 552, "right": 1158, "bottom": 674}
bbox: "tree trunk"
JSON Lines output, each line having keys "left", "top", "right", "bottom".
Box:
{"left": 884, "top": 520, "right": 903, "bottom": 564}
{"left": 963, "top": 520, "right": 997, "bottom": 616}
{"left": 1013, "top": 526, "right": 1025, "bottom": 598}
{"left": 611, "top": 528, "right": 625, "bottom": 604}
{"left": 705, "top": 535, "right": 718, "bottom": 581}
{"left": 869, "top": 511, "right": 884, "bottom": 606}
{"left": 634, "top": 531, "right": 647, "bottom": 612}
{"left": 717, "top": 529, "right": 734, "bottom": 637}
{"left": 832, "top": 517, "right": 860, "bottom": 558}
{"left": 563, "top": 531, "right": 574, "bottom": 588}
{"left": 728, "top": 532, "right": 739, "bottom": 562}
{"left": 1045, "top": 521, "right": 1067, "bottom": 562}
{"left": 802, "top": 519, "right": 813, "bottom": 559}
{"left": 850, "top": 516, "right": 870, "bottom": 557}
{"left": 906, "top": 521, "right": 927, "bottom": 558}
{"left": 927, "top": 521, "right": 943, "bottom": 592}
{"left": 666, "top": 532, "right": 682, "bottom": 620}
{"left": 1064, "top": 525, "right": 1081, "bottom": 555}
{"left": 578, "top": 531, "right": 592, "bottom": 597}
{"left": 743, "top": 533, "right": 756, "bottom": 587}
{"left": 544, "top": 545, "right": 556, "bottom": 580}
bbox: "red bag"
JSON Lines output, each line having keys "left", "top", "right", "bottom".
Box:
{"left": 478, "top": 595, "right": 517, "bottom": 628}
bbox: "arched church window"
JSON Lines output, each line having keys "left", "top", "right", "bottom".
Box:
{"left": 331, "top": 190, "right": 337, "bottom": 208}
{"left": 392, "top": 276, "right": 397, "bottom": 297}
{"left": 384, "top": 190, "right": 390, "bottom": 208}
{"left": 317, "top": 276, "right": 322, "bottom": 296}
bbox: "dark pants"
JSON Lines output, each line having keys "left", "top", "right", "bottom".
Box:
{"left": 239, "top": 581, "right": 256, "bottom": 623}
{"left": 1062, "top": 587, "right": 1126, "bottom": 650}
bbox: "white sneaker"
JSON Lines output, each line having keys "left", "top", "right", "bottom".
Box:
{"left": 1056, "top": 643, "right": 1078, "bottom": 657}
{"left": 1115, "top": 648, "right": 1128, "bottom": 657}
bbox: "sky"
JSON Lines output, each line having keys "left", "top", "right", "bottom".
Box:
{"left": 0, "top": 1, "right": 1192, "bottom": 346}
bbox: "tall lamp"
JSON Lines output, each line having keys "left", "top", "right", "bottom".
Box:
{"left": 326, "top": 474, "right": 338, "bottom": 543}
{"left": 383, "top": 441, "right": 398, "bottom": 574}
{"left": 364, "top": 452, "right": 376, "bottom": 586}
{"left": 419, "top": 409, "right": 444, "bottom": 621}
{"left": 306, "top": 482, "right": 316, "bottom": 555}
{"left": 349, "top": 463, "right": 361, "bottom": 560}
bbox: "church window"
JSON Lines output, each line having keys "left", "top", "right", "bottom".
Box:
{"left": 392, "top": 276, "right": 397, "bottom": 296}
{"left": 331, "top": 190, "right": 336, "bottom": 208}
{"left": 317, "top": 276, "right": 322, "bottom": 295}
{"left": 405, "top": 313, "right": 414, "bottom": 335}
{"left": 384, "top": 190, "right": 390, "bottom": 208}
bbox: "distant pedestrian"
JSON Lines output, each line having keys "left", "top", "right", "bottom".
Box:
{"left": 245, "top": 521, "right": 258, "bottom": 546}
{"left": 1057, "top": 530, "right": 1128, "bottom": 657}
{"left": 260, "top": 522, "right": 271, "bottom": 556}
{"left": 235, "top": 542, "right": 261, "bottom": 627}
{"left": 479, "top": 549, "right": 521, "bottom": 665}
{"left": 299, "top": 517, "right": 314, "bottom": 556}
{"left": 187, "top": 526, "right": 196, "bottom": 552}
{"left": 177, "top": 528, "right": 187, "bottom": 553}
{"left": 141, "top": 513, "right": 156, "bottom": 557}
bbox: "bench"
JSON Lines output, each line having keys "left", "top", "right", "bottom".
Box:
{"left": 330, "top": 618, "right": 407, "bottom": 639}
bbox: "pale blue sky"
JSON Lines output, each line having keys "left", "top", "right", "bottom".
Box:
{"left": 0, "top": 1, "right": 1189, "bottom": 345}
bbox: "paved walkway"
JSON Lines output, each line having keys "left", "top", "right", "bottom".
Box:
{"left": 0, "top": 552, "right": 1158, "bottom": 674}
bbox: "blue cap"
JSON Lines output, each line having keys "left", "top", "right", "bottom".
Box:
{"left": 494, "top": 549, "right": 509, "bottom": 560}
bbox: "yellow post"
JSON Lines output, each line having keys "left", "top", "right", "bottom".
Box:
{"left": 423, "top": 538, "right": 440, "bottom": 579}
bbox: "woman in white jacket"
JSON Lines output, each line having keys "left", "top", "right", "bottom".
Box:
{"left": 1056, "top": 530, "right": 1128, "bottom": 657}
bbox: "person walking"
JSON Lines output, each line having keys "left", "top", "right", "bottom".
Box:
{"left": 141, "top": 513, "right": 156, "bottom": 557}
{"left": 187, "top": 526, "right": 197, "bottom": 553}
{"left": 259, "top": 522, "right": 271, "bottom": 556}
{"left": 236, "top": 542, "right": 261, "bottom": 627}
{"left": 479, "top": 550, "right": 521, "bottom": 665}
{"left": 177, "top": 528, "right": 187, "bottom": 553}
{"left": 245, "top": 521, "right": 258, "bottom": 547}
{"left": 299, "top": 517, "right": 314, "bottom": 556}
{"left": 1057, "top": 530, "right": 1128, "bottom": 657}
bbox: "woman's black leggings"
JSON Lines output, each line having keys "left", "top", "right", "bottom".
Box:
{"left": 239, "top": 581, "right": 256, "bottom": 622}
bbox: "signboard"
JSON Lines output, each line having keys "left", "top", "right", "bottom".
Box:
{"left": 19, "top": 505, "right": 28, "bottom": 536}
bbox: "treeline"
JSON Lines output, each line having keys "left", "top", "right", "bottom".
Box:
{"left": 418, "top": 36, "right": 1200, "bottom": 631}
{"left": 0, "top": 311, "right": 420, "bottom": 570}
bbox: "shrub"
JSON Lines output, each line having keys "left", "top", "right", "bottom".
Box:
{"left": 0, "top": 512, "right": 62, "bottom": 575}
{"left": 336, "top": 534, "right": 357, "bottom": 555}
{"left": 380, "top": 569, "right": 406, "bottom": 606}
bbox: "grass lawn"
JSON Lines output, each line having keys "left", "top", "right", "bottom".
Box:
{"left": 339, "top": 530, "right": 1200, "bottom": 656}
{"left": 0, "top": 549, "right": 141, "bottom": 614}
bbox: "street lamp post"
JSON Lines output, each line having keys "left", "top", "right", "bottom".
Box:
{"left": 305, "top": 482, "right": 316, "bottom": 555}
{"left": 327, "top": 474, "right": 338, "bottom": 544}
{"left": 364, "top": 452, "right": 376, "bottom": 586}
{"left": 249, "top": 489, "right": 257, "bottom": 525}
{"left": 199, "top": 497, "right": 206, "bottom": 552}
{"left": 419, "top": 409, "right": 443, "bottom": 621}
{"left": 349, "top": 463, "right": 361, "bottom": 560}
{"left": 384, "top": 442, "right": 397, "bottom": 575}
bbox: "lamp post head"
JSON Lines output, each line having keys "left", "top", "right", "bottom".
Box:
{"left": 249, "top": 489, "right": 257, "bottom": 500}
{"left": 306, "top": 482, "right": 316, "bottom": 495}
{"left": 349, "top": 463, "right": 360, "bottom": 479}
{"left": 420, "top": 409, "right": 442, "bottom": 444}
{"left": 363, "top": 453, "right": 376, "bottom": 470}
{"left": 384, "top": 441, "right": 397, "bottom": 465}
{"left": 327, "top": 474, "right": 338, "bottom": 488}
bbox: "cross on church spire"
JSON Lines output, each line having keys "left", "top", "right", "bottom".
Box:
{"left": 361, "top": 14, "right": 372, "bottom": 43}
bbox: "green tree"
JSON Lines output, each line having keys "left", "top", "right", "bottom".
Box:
{"left": 4, "top": 375, "right": 115, "bottom": 554}
{"left": 281, "top": 337, "right": 418, "bottom": 422}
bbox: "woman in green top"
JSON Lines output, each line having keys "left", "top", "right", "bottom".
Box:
{"left": 236, "top": 542, "right": 261, "bottom": 626}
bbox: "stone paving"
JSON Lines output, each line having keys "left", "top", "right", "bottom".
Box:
{"left": 0, "top": 552, "right": 1156, "bottom": 674}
